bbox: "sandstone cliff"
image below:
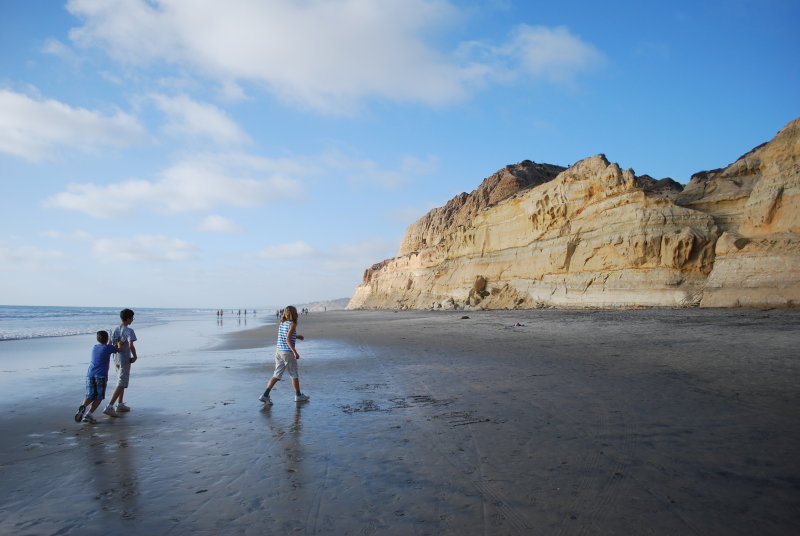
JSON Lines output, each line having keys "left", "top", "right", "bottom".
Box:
{"left": 348, "top": 118, "right": 800, "bottom": 309}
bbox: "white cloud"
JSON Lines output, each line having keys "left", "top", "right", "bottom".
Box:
{"left": 321, "top": 238, "right": 399, "bottom": 271}
{"left": 0, "top": 246, "right": 64, "bottom": 270}
{"left": 512, "top": 25, "right": 605, "bottom": 83}
{"left": 217, "top": 80, "right": 249, "bottom": 102}
{"left": 490, "top": 25, "right": 606, "bottom": 84}
{"left": 41, "top": 230, "right": 94, "bottom": 241}
{"left": 256, "top": 241, "right": 317, "bottom": 260}
{"left": 42, "top": 38, "right": 81, "bottom": 64}
{"left": 93, "top": 234, "right": 197, "bottom": 263}
{"left": 44, "top": 152, "right": 306, "bottom": 217}
{"left": 253, "top": 237, "right": 396, "bottom": 270}
{"left": 150, "top": 93, "right": 251, "bottom": 145}
{"left": 63, "top": 0, "right": 478, "bottom": 113}
{"left": 0, "top": 89, "right": 146, "bottom": 161}
{"left": 323, "top": 151, "right": 438, "bottom": 189}
{"left": 65, "top": 2, "right": 606, "bottom": 113}
{"left": 44, "top": 179, "right": 154, "bottom": 217}
{"left": 196, "top": 215, "right": 243, "bottom": 233}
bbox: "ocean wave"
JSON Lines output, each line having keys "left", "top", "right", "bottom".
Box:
{"left": 0, "top": 305, "right": 217, "bottom": 342}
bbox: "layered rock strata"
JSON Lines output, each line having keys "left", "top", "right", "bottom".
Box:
{"left": 349, "top": 118, "right": 800, "bottom": 309}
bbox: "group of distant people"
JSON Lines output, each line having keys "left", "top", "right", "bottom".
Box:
{"left": 275, "top": 307, "right": 310, "bottom": 318}
{"left": 75, "top": 308, "right": 138, "bottom": 424}
{"left": 216, "top": 309, "right": 256, "bottom": 317}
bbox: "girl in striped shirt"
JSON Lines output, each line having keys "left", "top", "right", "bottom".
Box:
{"left": 259, "top": 305, "right": 309, "bottom": 404}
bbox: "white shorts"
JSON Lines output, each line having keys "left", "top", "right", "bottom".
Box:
{"left": 272, "top": 350, "right": 299, "bottom": 380}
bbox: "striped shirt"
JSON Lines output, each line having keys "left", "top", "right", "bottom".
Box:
{"left": 276, "top": 321, "right": 296, "bottom": 352}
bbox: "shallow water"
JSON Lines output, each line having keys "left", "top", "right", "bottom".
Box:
{"left": 0, "top": 308, "right": 272, "bottom": 405}
{"left": 0, "top": 305, "right": 230, "bottom": 341}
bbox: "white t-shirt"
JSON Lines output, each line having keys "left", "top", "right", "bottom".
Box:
{"left": 112, "top": 325, "right": 137, "bottom": 359}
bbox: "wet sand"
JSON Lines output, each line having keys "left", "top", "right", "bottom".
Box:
{"left": 1, "top": 308, "right": 799, "bottom": 535}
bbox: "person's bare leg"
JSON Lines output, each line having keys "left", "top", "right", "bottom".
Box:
{"left": 260, "top": 377, "right": 279, "bottom": 402}
{"left": 108, "top": 385, "right": 124, "bottom": 406}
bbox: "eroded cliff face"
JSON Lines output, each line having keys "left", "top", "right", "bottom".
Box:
{"left": 349, "top": 118, "right": 800, "bottom": 310}
{"left": 398, "top": 160, "right": 565, "bottom": 255}
{"left": 677, "top": 118, "right": 800, "bottom": 307}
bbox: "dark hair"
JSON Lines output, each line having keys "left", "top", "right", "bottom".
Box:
{"left": 97, "top": 330, "right": 109, "bottom": 343}
{"left": 120, "top": 308, "right": 135, "bottom": 322}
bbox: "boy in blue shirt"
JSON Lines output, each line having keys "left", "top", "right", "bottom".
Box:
{"left": 74, "top": 331, "right": 119, "bottom": 424}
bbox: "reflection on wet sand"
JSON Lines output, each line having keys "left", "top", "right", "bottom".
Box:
{"left": 79, "top": 422, "right": 139, "bottom": 521}
{"left": 262, "top": 403, "right": 305, "bottom": 472}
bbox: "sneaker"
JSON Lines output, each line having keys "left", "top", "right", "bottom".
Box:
{"left": 83, "top": 413, "right": 97, "bottom": 424}
{"left": 294, "top": 394, "right": 310, "bottom": 402}
{"left": 258, "top": 394, "right": 273, "bottom": 405}
{"left": 103, "top": 406, "right": 118, "bottom": 417}
{"left": 74, "top": 405, "right": 86, "bottom": 423}
{"left": 115, "top": 402, "right": 130, "bottom": 412}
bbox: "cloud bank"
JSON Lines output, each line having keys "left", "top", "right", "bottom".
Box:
{"left": 44, "top": 153, "right": 306, "bottom": 217}
{"left": 65, "top": 0, "right": 605, "bottom": 113}
{"left": 0, "top": 89, "right": 146, "bottom": 161}
{"left": 93, "top": 234, "right": 197, "bottom": 263}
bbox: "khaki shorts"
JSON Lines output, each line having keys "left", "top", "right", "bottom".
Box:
{"left": 113, "top": 354, "right": 131, "bottom": 388}
{"left": 272, "top": 350, "right": 299, "bottom": 380}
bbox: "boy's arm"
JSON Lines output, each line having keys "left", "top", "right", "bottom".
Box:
{"left": 129, "top": 341, "right": 138, "bottom": 363}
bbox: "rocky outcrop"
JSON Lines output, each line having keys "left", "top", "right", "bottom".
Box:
{"left": 349, "top": 118, "right": 800, "bottom": 310}
{"left": 398, "top": 161, "right": 565, "bottom": 254}
{"left": 676, "top": 118, "right": 800, "bottom": 307}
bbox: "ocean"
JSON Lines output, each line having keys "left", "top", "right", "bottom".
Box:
{"left": 0, "top": 305, "right": 273, "bottom": 400}
{"left": 0, "top": 305, "right": 261, "bottom": 341}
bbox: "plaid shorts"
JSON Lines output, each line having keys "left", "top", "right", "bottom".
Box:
{"left": 85, "top": 376, "right": 108, "bottom": 400}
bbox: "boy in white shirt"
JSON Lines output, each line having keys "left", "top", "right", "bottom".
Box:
{"left": 105, "top": 308, "right": 138, "bottom": 417}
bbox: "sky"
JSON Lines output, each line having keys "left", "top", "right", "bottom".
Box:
{"left": 1, "top": 0, "right": 798, "bottom": 309}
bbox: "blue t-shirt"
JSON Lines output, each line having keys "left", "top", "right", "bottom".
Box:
{"left": 276, "top": 321, "right": 296, "bottom": 352}
{"left": 87, "top": 343, "right": 118, "bottom": 378}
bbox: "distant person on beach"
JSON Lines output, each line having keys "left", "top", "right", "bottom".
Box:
{"left": 74, "top": 331, "right": 119, "bottom": 424}
{"left": 259, "top": 305, "right": 310, "bottom": 405}
{"left": 105, "top": 308, "right": 138, "bottom": 417}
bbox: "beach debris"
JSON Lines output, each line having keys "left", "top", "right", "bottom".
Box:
{"left": 338, "top": 399, "right": 386, "bottom": 414}
{"left": 437, "top": 410, "right": 490, "bottom": 427}
{"left": 451, "top": 418, "right": 491, "bottom": 427}
{"left": 352, "top": 382, "right": 388, "bottom": 392}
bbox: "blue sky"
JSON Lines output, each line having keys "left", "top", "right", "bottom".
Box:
{"left": 1, "top": 0, "right": 798, "bottom": 309}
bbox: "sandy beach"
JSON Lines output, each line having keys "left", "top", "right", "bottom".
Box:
{"left": 1, "top": 308, "right": 799, "bottom": 535}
